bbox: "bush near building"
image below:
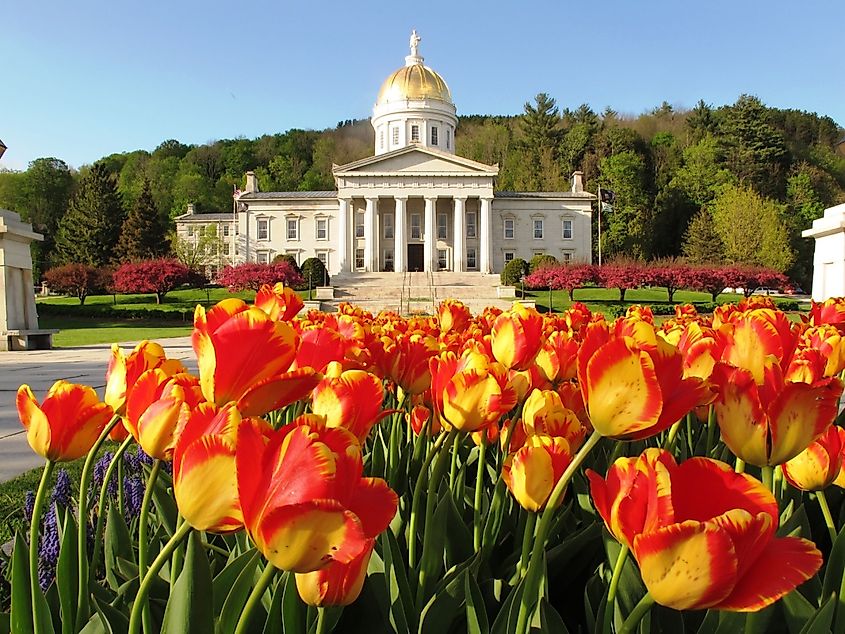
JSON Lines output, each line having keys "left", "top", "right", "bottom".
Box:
{"left": 216, "top": 262, "right": 304, "bottom": 292}
{"left": 501, "top": 258, "right": 529, "bottom": 286}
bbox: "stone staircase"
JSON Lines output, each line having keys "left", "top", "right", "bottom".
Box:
{"left": 326, "top": 272, "right": 514, "bottom": 315}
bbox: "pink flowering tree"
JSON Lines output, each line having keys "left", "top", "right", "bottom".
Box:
{"left": 525, "top": 264, "right": 596, "bottom": 300}
{"left": 44, "top": 264, "right": 111, "bottom": 305}
{"left": 112, "top": 259, "right": 192, "bottom": 304}
{"left": 216, "top": 262, "right": 304, "bottom": 292}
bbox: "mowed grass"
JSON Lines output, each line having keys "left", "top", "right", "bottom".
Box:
{"left": 37, "top": 286, "right": 256, "bottom": 311}
{"left": 39, "top": 316, "right": 193, "bottom": 347}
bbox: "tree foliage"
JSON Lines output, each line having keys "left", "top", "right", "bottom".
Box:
{"left": 216, "top": 262, "right": 304, "bottom": 292}
{"left": 115, "top": 179, "right": 170, "bottom": 261}
{"left": 112, "top": 259, "right": 192, "bottom": 304}
{"left": 300, "top": 257, "right": 329, "bottom": 289}
{"left": 43, "top": 264, "right": 111, "bottom": 305}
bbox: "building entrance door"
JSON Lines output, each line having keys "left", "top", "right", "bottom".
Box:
{"left": 407, "top": 244, "right": 424, "bottom": 272}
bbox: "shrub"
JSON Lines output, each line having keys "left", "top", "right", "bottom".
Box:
{"left": 525, "top": 263, "right": 595, "bottom": 300}
{"left": 272, "top": 253, "right": 302, "bottom": 276}
{"left": 300, "top": 257, "right": 329, "bottom": 289}
{"left": 43, "top": 264, "right": 111, "bottom": 305}
{"left": 216, "top": 262, "right": 304, "bottom": 292}
{"left": 112, "top": 259, "right": 192, "bottom": 304}
{"left": 528, "top": 254, "right": 557, "bottom": 274}
{"left": 501, "top": 258, "right": 529, "bottom": 286}
{"left": 595, "top": 260, "right": 648, "bottom": 302}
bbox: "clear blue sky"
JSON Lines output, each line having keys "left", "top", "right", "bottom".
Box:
{"left": 2, "top": 0, "right": 843, "bottom": 171}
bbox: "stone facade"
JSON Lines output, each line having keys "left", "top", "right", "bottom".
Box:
{"left": 803, "top": 203, "right": 845, "bottom": 301}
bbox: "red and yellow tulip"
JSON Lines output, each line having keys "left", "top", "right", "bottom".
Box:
{"left": 503, "top": 435, "right": 574, "bottom": 512}
{"left": 254, "top": 282, "right": 304, "bottom": 321}
{"left": 236, "top": 419, "right": 397, "bottom": 572}
{"left": 437, "top": 299, "right": 472, "bottom": 334}
{"left": 589, "top": 449, "right": 822, "bottom": 611}
{"left": 17, "top": 381, "right": 114, "bottom": 462}
{"left": 193, "top": 298, "right": 319, "bottom": 416}
{"left": 311, "top": 367, "right": 386, "bottom": 441}
{"left": 783, "top": 425, "right": 845, "bottom": 491}
{"left": 491, "top": 302, "right": 544, "bottom": 371}
{"left": 295, "top": 541, "right": 374, "bottom": 607}
{"left": 104, "top": 341, "right": 185, "bottom": 416}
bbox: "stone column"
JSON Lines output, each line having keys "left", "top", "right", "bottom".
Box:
{"left": 337, "top": 198, "right": 350, "bottom": 273}
{"left": 364, "top": 197, "right": 377, "bottom": 272}
{"left": 479, "top": 196, "right": 493, "bottom": 274}
{"left": 424, "top": 196, "right": 436, "bottom": 272}
{"left": 452, "top": 197, "right": 466, "bottom": 272}
{"left": 394, "top": 196, "right": 407, "bottom": 273}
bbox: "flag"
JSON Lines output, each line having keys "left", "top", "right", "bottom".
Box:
{"left": 233, "top": 188, "right": 242, "bottom": 199}
{"left": 600, "top": 189, "right": 615, "bottom": 204}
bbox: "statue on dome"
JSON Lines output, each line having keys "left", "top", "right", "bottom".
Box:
{"left": 409, "top": 29, "right": 421, "bottom": 57}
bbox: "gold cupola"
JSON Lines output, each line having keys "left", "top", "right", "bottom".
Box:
{"left": 375, "top": 29, "right": 453, "bottom": 106}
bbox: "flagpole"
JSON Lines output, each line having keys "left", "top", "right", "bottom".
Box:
{"left": 597, "top": 186, "right": 602, "bottom": 267}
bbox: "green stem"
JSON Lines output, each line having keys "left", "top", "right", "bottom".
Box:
{"left": 448, "top": 432, "right": 460, "bottom": 491}
{"left": 705, "top": 405, "right": 717, "bottom": 457}
{"left": 408, "top": 431, "right": 449, "bottom": 569}
{"left": 117, "top": 454, "right": 125, "bottom": 519}
{"left": 138, "top": 459, "right": 162, "bottom": 634}
{"left": 735, "top": 458, "right": 745, "bottom": 474}
{"left": 602, "top": 545, "right": 630, "bottom": 633}
{"left": 618, "top": 592, "right": 655, "bottom": 634}
{"left": 76, "top": 415, "right": 120, "bottom": 631}
{"left": 516, "top": 512, "right": 538, "bottom": 581}
{"left": 515, "top": 430, "right": 603, "bottom": 634}
{"left": 473, "top": 438, "right": 487, "bottom": 550}
{"left": 816, "top": 489, "right": 838, "bottom": 543}
{"left": 91, "top": 436, "right": 133, "bottom": 573}
{"left": 128, "top": 522, "right": 192, "bottom": 634}
{"left": 234, "top": 562, "right": 277, "bottom": 634}
{"left": 315, "top": 606, "right": 330, "bottom": 634}
{"left": 170, "top": 516, "right": 185, "bottom": 593}
{"left": 662, "top": 419, "right": 682, "bottom": 452}
{"left": 29, "top": 460, "right": 55, "bottom": 634}
{"left": 416, "top": 429, "right": 458, "bottom": 608}
{"left": 761, "top": 465, "right": 774, "bottom": 493}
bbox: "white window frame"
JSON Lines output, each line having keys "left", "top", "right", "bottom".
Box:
{"left": 446, "top": 129, "right": 451, "bottom": 150}
{"left": 187, "top": 225, "right": 194, "bottom": 237}
{"left": 533, "top": 219, "right": 544, "bottom": 240}
{"left": 437, "top": 213, "right": 448, "bottom": 240}
{"left": 437, "top": 249, "right": 448, "bottom": 270}
{"left": 562, "top": 218, "right": 573, "bottom": 240}
{"left": 392, "top": 127, "right": 399, "bottom": 146}
{"left": 410, "top": 213, "right": 422, "bottom": 240}
{"left": 504, "top": 251, "right": 515, "bottom": 265}
{"left": 256, "top": 251, "right": 269, "bottom": 264}
{"left": 222, "top": 225, "right": 230, "bottom": 237}
{"left": 466, "top": 211, "right": 477, "bottom": 238}
{"left": 466, "top": 247, "right": 477, "bottom": 270}
{"left": 379, "top": 130, "right": 384, "bottom": 149}
{"left": 383, "top": 213, "right": 394, "bottom": 239}
{"left": 316, "top": 217, "right": 328, "bottom": 241}
{"left": 258, "top": 218, "right": 270, "bottom": 241}
{"left": 355, "top": 212, "right": 365, "bottom": 238}
{"left": 355, "top": 248, "right": 365, "bottom": 270}
{"left": 504, "top": 218, "right": 515, "bottom": 240}
{"left": 562, "top": 250, "right": 574, "bottom": 263}
{"left": 411, "top": 124, "right": 420, "bottom": 142}
{"left": 223, "top": 243, "right": 230, "bottom": 256}
{"left": 316, "top": 251, "right": 329, "bottom": 268}
{"left": 431, "top": 126, "right": 438, "bottom": 145}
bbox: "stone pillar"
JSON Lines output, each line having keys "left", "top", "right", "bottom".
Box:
{"left": 337, "top": 198, "right": 350, "bottom": 273}
{"left": 394, "top": 196, "right": 407, "bottom": 273}
{"left": 479, "top": 197, "right": 493, "bottom": 274}
{"left": 803, "top": 203, "right": 845, "bottom": 300}
{"left": 424, "top": 196, "right": 436, "bottom": 272}
{"left": 364, "top": 197, "right": 377, "bottom": 272}
{"left": 453, "top": 197, "right": 466, "bottom": 272}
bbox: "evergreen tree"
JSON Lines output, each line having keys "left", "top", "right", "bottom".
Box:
{"left": 682, "top": 209, "right": 725, "bottom": 263}
{"left": 115, "top": 179, "right": 169, "bottom": 261}
{"left": 519, "top": 93, "right": 563, "bottom": 190}
{"left": 53, "top": 163, "right": 125, "bottom": 266}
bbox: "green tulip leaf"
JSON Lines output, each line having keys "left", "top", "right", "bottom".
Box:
{"left": 160, "top": 531, "right": 213, "bottom": 634}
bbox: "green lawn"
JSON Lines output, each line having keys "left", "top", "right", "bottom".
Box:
{"left": 37, "top": 286, "right": 256, "bottom": 311}
{"left": 39, "top": 316, "right": 193, "bottom": 347}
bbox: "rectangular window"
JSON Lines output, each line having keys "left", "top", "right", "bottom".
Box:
{"left": 392, "top": 127, "right": 399, "bottom": 146}
{"left": 257, "top": 252, "right": 269, "bottom": 264}
{"left": 383, "top": 213, "right": 394, "bottom": 239}
{"left": 562, "top": 251, "right": 573, "bottom": 263}
{"left": 379, "top": 130, "right": 384, "bottom": 149}
{"left": 504, "top": 218, "right": 515, "bottom": 240}
{"left": 258, "top": 219, "right": 270, "bottom": 241}
{"left": 223, "top": 243, "right": 230, "bottom": 255}
{"left": 437, "top": 213, "right": 447, "bottom": 240}
{"left": 384, "top": 249, "right": 394, "bottom": 271}
{"left": 466, "top": 247, "right": 477, "bottom": 269}
{"left": 316, "top": 218, "right": 328, "bottom": 240}
{"left": 446, "top": 129, "right": 451, "bottom": 149}
{"left": 562, "top": 219, "right": 573, "bottom": 239}
{"left": 533, "top": 219, "right": 544, "bottom": 239}
{"left": 431, "top": 126, "right": 438, "bottom": 145}
{"left": 410, "top": 213, "right": 421, "bottom": 240}
{"left": 223, "top": 225, "right": 230, "bottom": 237}
{"left": 504, "top": 251, "right": 515, "bottom": 264}
{"left": 466, "top": 212, "right": 477, "bottom": 238}
{"left": 355, "top": 212, "right": 365, "bottom": 238}
{"left": 437, "top": 249, "right": 448, "bottom": 270}
{"left": 355, "top": 248, "right": 365, "bottom": 270}
{"left": 411, "top": 125, "right": 420, "bottom": 142}
{"left": 187, "top": 226, "right": 194, "bottom": 237}
{"left": 317, "top": 251, "right": 328, "bottom": 267}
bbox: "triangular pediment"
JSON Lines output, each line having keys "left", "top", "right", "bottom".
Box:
{"left": 333, "top": 146, "right": 498, "bottom": 176}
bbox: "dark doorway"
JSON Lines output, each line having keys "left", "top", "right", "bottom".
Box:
{"left": 407, "top": 244, "right": 424, "bottom": 272}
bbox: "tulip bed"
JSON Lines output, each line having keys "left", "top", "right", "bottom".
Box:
{"left": 6, "top": 284, "right": 845, "bottom": 634}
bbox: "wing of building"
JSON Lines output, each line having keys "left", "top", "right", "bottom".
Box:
{"left": 175, "top": 31, "right": 594, "bottom": 277}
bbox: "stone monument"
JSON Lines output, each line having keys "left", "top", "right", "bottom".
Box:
{"left": 802, "top": 203, "right": 845, "bottom": 302}
{"left": 0, "top": 209, "right": 55, "bottom": 350}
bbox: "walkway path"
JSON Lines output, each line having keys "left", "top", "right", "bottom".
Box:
{"left": 0, "top": 337, "right": 196, "bottom": 482}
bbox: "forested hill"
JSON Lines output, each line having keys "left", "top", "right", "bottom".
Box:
{"left": 0, "top": 94, "right": 843, "bottom": 286}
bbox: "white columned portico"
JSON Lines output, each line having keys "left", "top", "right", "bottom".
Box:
{"left": 453, "top": 197, "right": 466, "bottom": 272}
{"left": 337, "top": 198, "right": 350, "bottom": 272}
{"left": 364, "top": 197, "right": 377, "bottom": 272}
{"left": 424, "top": 196, "right": 436, "bottom": 272}
{"left": 479, "top": 196, "right": 492, "bottom": 273}
{"left": 394, "top": 196, "right": 407, "bottom": 273}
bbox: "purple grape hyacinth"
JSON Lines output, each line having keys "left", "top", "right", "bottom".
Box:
{"left": 37, "top": 506, "right": 59, "bottom": 591}
{"left": 23, "top": 491, "right": 35, "bottom": 524}
{"left": 52, "top": 469, "right": 72, "bottom": 508}
{"left": 123, "top": 477, "right": 144, "bottom": 520}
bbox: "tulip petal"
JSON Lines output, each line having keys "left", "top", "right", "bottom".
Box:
{"left": 256, "top": 501, "right": 366, "bottom": 573}
{"left": 716, "top": 536, "right": 822, "bottom": 611}
{"left": 634, "top": 519, "right": 736, "bottom": 611}
{"left": 504, "top": 446, "right": 554, "bottom": 513}
{"left": 712, "top": 365, "right": 770, "bottom": 467}
{"left": 585, "top": 338, "right": 662, "bottom": 438}
{"left": 768, "top": 379, "right": 842, "bottom": 465}
{"left": 347, "top": 478, "right": 399, "bottom": 538}
{"left": 17, "top": 385, "right": 52, "bottom": 459}
{"left": 237, "top": 368, "right": 321, "bottom": 417}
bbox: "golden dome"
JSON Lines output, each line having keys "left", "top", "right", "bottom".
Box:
{"left": 376, "top": 63, "right": 453, "bottom": 106}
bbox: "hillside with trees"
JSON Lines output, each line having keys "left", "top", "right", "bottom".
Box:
{"left": 0, "top": 96, "right": 842, "bottom": 286}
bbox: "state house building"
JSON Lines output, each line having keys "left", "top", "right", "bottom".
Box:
{"left": 175, "top": 32, "right": 594, "bottom": 276}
